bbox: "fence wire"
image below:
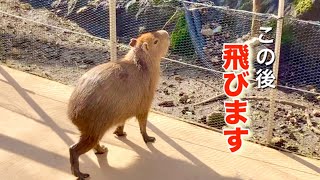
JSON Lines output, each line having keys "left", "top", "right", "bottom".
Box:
{"left": 279, "top": 18, "right": 320, "bottom": 89}
{"left": 0, "top": 0, "right": 320, "bottom": 159}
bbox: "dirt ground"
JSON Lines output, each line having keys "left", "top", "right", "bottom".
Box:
{"left": 1, "top": 0, "right": 320, "bottom": 159}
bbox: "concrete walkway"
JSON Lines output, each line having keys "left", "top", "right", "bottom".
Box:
{"left": 0, "top": 65, "right": 319, "bottom": 180}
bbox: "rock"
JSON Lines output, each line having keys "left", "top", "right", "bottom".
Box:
{"left": 271, "top": 137, "right": 286, "bottom": 147}
{"left": 158, "top": 101, "right": 175, "bottom": 107}
{"left": 280, "top": 124, "right": 287, "bottom": 129}
{"left": 181, "top": 107, "right": 189, "bottom": 114}
{"left": 287, "top": 146, "right": 299, "bottom": 152}
{"left": 79, "top": 64, "right": 88, "bottom": 69}
{"left": 199, "top": 116, "right": 207, "bottom": 123}
{"left": 76, "top": 6, "right": 89, "bottom": 14}
{"left": 20, "top": 4, "right": 32, "bottom": 11}
{"left": 168, "top": 84, "right": 175, "bottom": 88}
{"left": 201, "top": 28, "right": 214, "bottom": 36}
{"left": 11, "top": 48, "right": 20, "bottom": 56}
{"left": 211, "top": 57, "right": 220, "bottom": 64}
{"left": 212, "top": 26, "right": 222, "bottom": 33}
{"left": 283, "top": 130, "right": 289, "bottom": 134}
{"left": 312, "top": 151, "right": 318, "bottom": 156}
{"left": 310, "top": 88, "right": 317, "bottom": 93}
{"left": 42, "top": 71, "right": 52, "bottom": 79}
{"left": 299, "top": 128, "right": 304, "bottom": 133}
{"left": 236, "top": 38, "right": 243, "bottom": 43}
{"left": 83, "top": 59, "right": 94, "bottom": 65}
{"left": 289, "top": 117, "right": 297, "bottom": 124}
{"left": 24, "top": 66, "right": 31, "bottom": 72}
{"left": 179, "top": 95, "right": 189, "bottom": 104}
{"left": 313, "top": 110, "right": 320, "bottom": 117}
{"left": 286, "top": 110, "right": 293, "bottom": 118}
{"left": 179, "top": 92, "right": 185, "bottom": 96}
{"left": 174, "top": 75, "right": 183, "bottom": 82}
{"left": 163, "top": 89, "right": 170, "bottom": 95}
{"left": 75, "top": 38, "right": 82, "bottom": 43}
{"left": 162, "top": 81, "right": 167, "bottom": 86}
{"left": 182, "top": 106, "right": 195, "bottom": 115}
{"left": 305, "top": 85, "right": 316, "bottom": 91}
{"left": 45, "top": 26, "right": 51, "bottom": 31}
{"left": 289, "top": 133, "right": 297, "bottom": 141}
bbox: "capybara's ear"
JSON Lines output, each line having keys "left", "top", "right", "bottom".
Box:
{"left": 129, "top": 38, "right": 137, "bottom": 47}
{"left": 142, "top": 42, "right": 149, "bottom": 51}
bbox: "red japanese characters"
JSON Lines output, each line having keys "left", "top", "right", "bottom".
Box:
{"left": 222, "top": 43, "right": 250, "bottom": 153}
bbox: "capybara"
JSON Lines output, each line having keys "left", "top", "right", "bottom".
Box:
{"left": 67, "top": 30, "right": 170, "bottom": 179}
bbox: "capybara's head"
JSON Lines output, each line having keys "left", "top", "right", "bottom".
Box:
{"left": 129, "top": 30, "right": 170, "bottom": 60}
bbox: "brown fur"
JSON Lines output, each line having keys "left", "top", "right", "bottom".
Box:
{"left": 67, "top": 30, "right": 170, "bottom": 179}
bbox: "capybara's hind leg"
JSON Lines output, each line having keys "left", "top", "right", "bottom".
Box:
{"left": 113, "top": 124, "right": 127, "bottom": 137}
{"left": 94, "top": 143, "right": 108, "bottom": 154}
{"left": 69, "top": 135, "right": 98, "bottom": 179}
{"left": 137, "top": 113, "right": 155, "bottom": 143}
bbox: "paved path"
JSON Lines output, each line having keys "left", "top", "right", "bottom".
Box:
{"left": 0, "top": 65, "right": 319, "bottom": 180}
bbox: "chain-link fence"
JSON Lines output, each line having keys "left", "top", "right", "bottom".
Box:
{"left": 271, "top": 17, "right": 320, "bottom": 159}
{"left": 0, "top": 0, "right": 319, "bottom": 159}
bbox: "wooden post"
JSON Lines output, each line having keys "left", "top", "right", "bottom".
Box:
{"left": 109, "top": 0, "right": 117, "bottom": 61}
{"left": 266, "top": 0, "right": 285, "bottom": 144}
{"left": 251, "top": 0, "right": 262, "bottom": 37}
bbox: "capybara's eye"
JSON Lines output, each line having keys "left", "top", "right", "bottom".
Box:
{"left": 154, "top": 40, "right": 158, "bottom": 44}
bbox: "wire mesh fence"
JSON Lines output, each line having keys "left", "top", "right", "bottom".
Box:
{"left": 271, "top": 17, "right": 320, "bottom": 159}
{"left": 279, "top": 18, "right": 320, "bottom": 89}
{"left": 0, "top": 0, "right": 320, "bottom": 159}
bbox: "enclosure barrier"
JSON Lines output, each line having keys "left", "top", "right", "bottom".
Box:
{"left": 0, "top": 0, "right": 319, "bottom": 159}
{"left": 109, "top": 0, "right": 117, "bottom": 61}
{"left": 266, "top": 0, "right": 284, "bottom": 145}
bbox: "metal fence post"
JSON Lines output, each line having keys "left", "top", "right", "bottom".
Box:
{"left": 109, "top": 0, "right": 117, "bottom": 61}
{"left": 266, "top": 0, "right": 285, "bottom": 144}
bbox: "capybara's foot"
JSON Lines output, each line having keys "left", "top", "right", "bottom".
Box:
{"left": 113, "top": 126, "right": 127, "bottom": 137}
{"left": 94, "top": 144, "right": 108, "bottom": 154}
{"left": 143, "top": 135, "right": 156, "bottom": 143}
{"left": 71, "top": 166, "right": 90, "bottom": 180}
{"left": 114, "top": 131, "right": 127, "bottom": 137}
{"left": 75, "top": 172, "right": 90, "bottom": 180}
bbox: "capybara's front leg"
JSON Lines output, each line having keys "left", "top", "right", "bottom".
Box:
{"left": 113, "top": 124, "right": 127, "bottom": 137}
{"left": 69, "top": 135, "right": 98, "bottom": 179}
{"left": 137, "top": 113, "right": 155, "bottom": 143}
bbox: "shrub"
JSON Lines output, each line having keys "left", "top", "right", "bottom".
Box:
{"left": 294, "top": 0, "right": 313, "bottom": 16}
{"left": 266, "top": 19, "right": 294, "bottom": 45}
{"left": 170, "top": 11, "right": 195, "bottom": 56}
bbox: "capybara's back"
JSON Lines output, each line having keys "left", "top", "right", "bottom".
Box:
{"left": 68, "top": 61, "right": 148, "bottom": 134}
{"left": 68, "top": 30, "right": 170, "bottom": 179}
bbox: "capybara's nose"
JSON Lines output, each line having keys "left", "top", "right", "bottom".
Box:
{"left": 158, "top": 30, "right": 170, "bottom": 39}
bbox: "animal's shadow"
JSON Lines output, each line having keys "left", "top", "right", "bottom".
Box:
{"left": 90, "top": 136, "right": 243, "bottom": 180}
